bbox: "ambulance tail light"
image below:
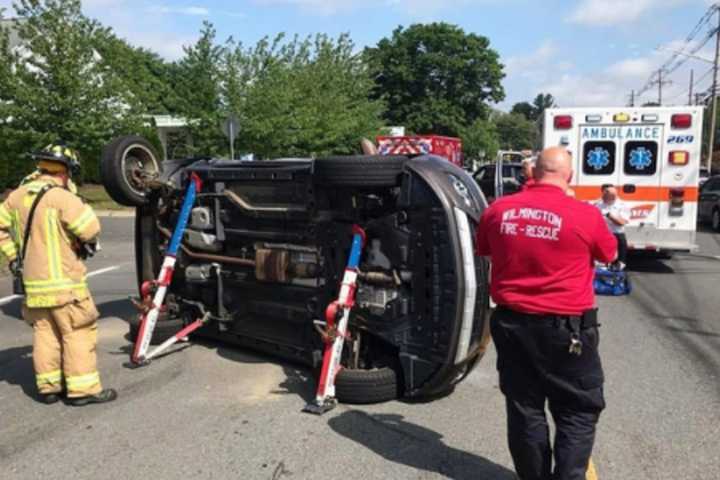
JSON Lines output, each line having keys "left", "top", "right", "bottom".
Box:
{"left": 554, "top": 115, "right": 572, "bottom": 130}
{"left": 671, "top": 114, "right": 692, "bottom": 129}
{"left": 669, "top": 188, "right": 685, "bottom": 216}
{"left": 669, "top": 151, "right": 689, "bottom": 166}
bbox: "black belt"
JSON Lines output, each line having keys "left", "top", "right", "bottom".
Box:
{"left": 496, "top": 305, "right": 599, "bottom": 329}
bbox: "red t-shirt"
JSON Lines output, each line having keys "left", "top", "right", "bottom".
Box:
{"left": 476, "top": 183, "right": 617, "bottom": 315}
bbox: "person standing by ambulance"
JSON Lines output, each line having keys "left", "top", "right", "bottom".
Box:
{"left": 0, "top": 144, "right": 117, "bottom": 406}
{"left": 594, "top": 184, "right": 630, "bottom": 270}
{"left": 476, "top": 147, "right": 617, "bottom": 480}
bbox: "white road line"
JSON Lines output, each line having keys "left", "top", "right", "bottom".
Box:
{"left": 87, "top": 265, "right": 121, "bottom": 278}
{"left": 0, "top": 265, "right": 121, "bottom": 306}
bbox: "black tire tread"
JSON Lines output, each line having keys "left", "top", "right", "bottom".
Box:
{"left": 335, "top": 367, "right": 398, "bottom": 404}
{"left": 128, "top": 315, "right": 184, "bottom": 346}
{"left": 315, "top": 155, "right": 406, "bottom": 187}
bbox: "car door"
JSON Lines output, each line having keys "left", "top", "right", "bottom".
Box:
{"left": 473, "top": 165, "right": 496, "bottom": 201}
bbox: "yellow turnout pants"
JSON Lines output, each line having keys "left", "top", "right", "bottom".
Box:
{"left": 22, "top": 297, "right": 103, "bottom": 398}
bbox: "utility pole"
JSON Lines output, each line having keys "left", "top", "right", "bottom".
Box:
{"left": 707, "top": 9, "right": 720, "bottom": 174}
{"left": 649, "top": 69, "right": 672, "bottom": 105}
{"left": 627, "top": 90, "right": 635, "bottom": 107}
{"left": 689, "top": 69, "right": 694, "bottom": 106}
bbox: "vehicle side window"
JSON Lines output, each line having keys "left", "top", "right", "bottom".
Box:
{"left": 475, "top": 166, "right": 494, "bottom": 181}
{"left": 704, "top": 178, "right": 719, "bottom": 192}
{"left": 624, "top": 141, "right": 657, "bottom": 176}
{"left": 582, "top": 141, "right": 615, "bottom": 175}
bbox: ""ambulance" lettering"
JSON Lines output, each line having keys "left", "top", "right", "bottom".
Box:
{"left": 581, "top": 126, "right": 660, "bottom": 140}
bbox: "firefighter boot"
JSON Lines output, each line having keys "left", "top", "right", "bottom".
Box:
{"left": 67, "top": 388, "right": 118, "bottom": 406}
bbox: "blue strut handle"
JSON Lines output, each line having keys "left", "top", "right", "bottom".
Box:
{"left": 167, "top": 174, "right": 201, "bottom": 256}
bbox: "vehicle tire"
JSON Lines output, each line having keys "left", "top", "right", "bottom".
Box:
{"left": 713, "top": 208, "right": 720, "bottom": 232}
{"left": 101, "top": 136, "right": 162, "bottom": 207}
{"left": 314, "top": 155, "right": 406, "bottom": 187}
{"left": 128, "top": 314, "right": 183, "bottom": 346}
{"left": 334, "top": 367, "right": 398, "bottom": 404}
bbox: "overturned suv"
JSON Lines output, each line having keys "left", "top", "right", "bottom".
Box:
{"left": 100, "top": 136, "right": 490, "bottom": 404}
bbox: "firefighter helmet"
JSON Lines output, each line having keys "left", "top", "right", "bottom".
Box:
{"left": 32, "top": 143, "right": 81, "bottom": 176}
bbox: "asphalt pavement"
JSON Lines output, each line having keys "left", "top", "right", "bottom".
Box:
{"left": 1, "top": 218, "right": 719, "bottom": 480}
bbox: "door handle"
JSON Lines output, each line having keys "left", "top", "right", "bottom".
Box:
{"left": 622, "top": 184, "right": 636, "bottom": 194}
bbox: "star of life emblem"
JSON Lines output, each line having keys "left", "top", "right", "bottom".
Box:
{"left": 629, "top": 147, "right": 653, "bottom": 170}
{"left": 587, "top": 147, "right": 610, "bottom": 170}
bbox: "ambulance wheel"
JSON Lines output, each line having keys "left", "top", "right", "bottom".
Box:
{"left": 334, "top": 367, "right": 399, "bottom": 404}
{"left": 128, "top": 314, "right": 183, "bottom": 346}
{"left": 314, "top": 155, "right": 406, "bottom": 187}
{"left": 101, "top": 136, "right": 162, "bottom": 207}
{"left": 712, "top": 208, "right": 720, "bottom": 232}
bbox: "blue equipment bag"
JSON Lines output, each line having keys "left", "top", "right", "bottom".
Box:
{"left": 594, "top": 267, "right": 631, "bottom": 296}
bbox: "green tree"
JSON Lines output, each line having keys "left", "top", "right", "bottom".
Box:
{"left": 366, "top": 22, "right": 505, "bottom": 136}
{"left": 460, "top": 118, "right": 499, "bottom": 163}
{"left": 0, "top": 0, "right": 147, "bottom": 185}
{"left": 510, "top": 93, "right": 555, "bottom": 122}
{"left": 510, "top": 101, "right": 535, "bottom": 120}
{"left": 94, "top": 31, "right": 177, "bottom": 115}
{"left": 532, "top": 93, "right": 555, "bottom": 119}
{"left": 494, "top": 113, "right": 538, "bottom": 150}
{"left": 238, "top": 33, "right": 385, "bottom": 158}
{"left": 171, "top": 21, "right": 225, "bottom": 156}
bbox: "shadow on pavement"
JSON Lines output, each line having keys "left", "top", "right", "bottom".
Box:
{"left": 0, "top": 345, "right": 42, "bottom": 402}
{"left": 328, "top": 410, "right": 516, "bottom": 480}
{"left": 209, "top": 338, "right": 317, "bottom": 402}
{"left": 97, "top": 298, "right": 135, "bottom": 321}
{"left": 0, "top": 297, "right": 23, "bottom": 320}
{"left": 627, "top": 255, "right": 675, "bottom": 274}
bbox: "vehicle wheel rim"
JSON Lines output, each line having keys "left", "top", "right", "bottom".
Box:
{"left": 713, "top": 211, "right": 720, "bottom": 230}
{"left": 120, "top": 144, "right": 160, "bottom": 197}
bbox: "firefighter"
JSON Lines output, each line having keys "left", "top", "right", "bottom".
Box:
{"left": 476, "top": 147, "right": 617, "bottom": 480}
{"left": 0, "top": 143, "right": 117, "bottom": 406}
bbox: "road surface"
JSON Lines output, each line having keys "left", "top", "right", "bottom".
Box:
{"left": 1, "top": 218, "right": 719, "bottom": 479}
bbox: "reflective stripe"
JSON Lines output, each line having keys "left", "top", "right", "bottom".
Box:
{"left": 0, "top": 241, "right": 17, "bottom": 258}
{"left": 0, "top": 205, "right": 11, "bottom": 226}
{"left": 24, "top": 181, "right": 52, "bottom": 193}
{"left": 66, "top": 372, "right": 100, "bottom": 391}
{"left": 25, "top": 277, "right": 87, "bottom": 287}
{"left": 12, "top": 210, "right": 21, "bottom": 249}
{"left": 36, "top": 369, "right": 62, "bottom": 386}
{"left": 45, "top": 209, "right": 62, "bottom": 280}
{"left": 26, "top": 296, "right": 61, "bottom": 308}
{"left": 25, "top": 282, "right": 87, "bottom": 294}
{"left": 68, "top": 207, "right": 95, "bottom": 236}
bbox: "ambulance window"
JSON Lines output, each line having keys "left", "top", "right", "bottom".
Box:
{"left": 582, "top": 142, "right": 615, "bottom": 175}
{"left": 624, "top": 141, "right": 657, "bottom": 175}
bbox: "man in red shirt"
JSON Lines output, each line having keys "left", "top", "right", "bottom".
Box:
{"left": 476, "top": 147, "right": 617, "bottom": 480}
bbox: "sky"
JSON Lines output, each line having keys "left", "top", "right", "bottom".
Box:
{"left": 1, "top": 0, "right": 719, "bottom": 110}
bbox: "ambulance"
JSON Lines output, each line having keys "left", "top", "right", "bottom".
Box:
{"left": 543, "top": 107, "right": 704, "bottom": 253}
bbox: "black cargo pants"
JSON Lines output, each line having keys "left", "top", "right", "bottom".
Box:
{"left": 490, "top": 307, "right": 605, "bottom": 480}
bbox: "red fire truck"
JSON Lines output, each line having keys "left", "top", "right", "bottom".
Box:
{"left": 377, "top": 135, "right": 463, "bottom": 167}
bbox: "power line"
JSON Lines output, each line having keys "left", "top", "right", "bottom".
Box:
{"left": 665, "top": 67, "right": 714, "bottom": 103}
{"left": 637, "top": 4, "right": 720, "bottom": 98}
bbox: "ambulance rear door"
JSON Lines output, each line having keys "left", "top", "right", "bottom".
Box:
{"left": 616, "top": 120, "right": 664, "bottom": 231}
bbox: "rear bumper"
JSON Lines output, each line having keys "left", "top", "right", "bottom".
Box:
{"left": 626, "top": 227, "right": 697, "bottom": 252}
